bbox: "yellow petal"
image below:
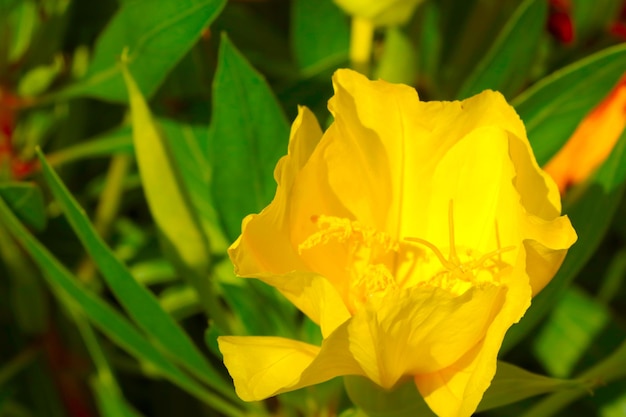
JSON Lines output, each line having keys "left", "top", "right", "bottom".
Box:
{"left": 348, "top": 284, "right": 506, "bottom": 389}
{"left": 507, "top": 131, "right": 562, "bottom": 219}
{"left": 417, "top": 125, "right": 519, "bottom": 255}
{"left": 414, "top": 260, "right": 531, "bottom": 417}
{"left": 229, "top": 106, "right": 322, "bottom": 277}
{"left": 229, "top": 107, "right": 352, "bottom": 334}
{"left": 326, "top": 69, "right": 416, "bottom": 229}
{"left": 521, "top": 216, "right": 577, "bottom": 295}
{"left": 218, "top": 321, "right": 365, "bottom": 401}
{"left": 507, "top": 134, "right": 578, "bottom": 294}
{"left": 218, "top": 335, "right": 319, "bottom": 401}
{"left": 252, "top": 272, "right": 351, "bottom": 338}
{"left": 396, "top": 92, "right": 528, "bottom": 257}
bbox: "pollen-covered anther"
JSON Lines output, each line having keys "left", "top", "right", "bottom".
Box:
{"left": 298, "top": 215, "right": 398, "bottom": 254}
{"left": 353, "top": 263, "right": 397, "bottom": 293}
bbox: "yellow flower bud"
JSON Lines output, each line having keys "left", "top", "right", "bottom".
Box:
{"left": 333, "top": 0, "right": 423, "bottom": 26}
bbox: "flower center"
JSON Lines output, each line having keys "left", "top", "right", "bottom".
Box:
{"left": 298, "top": 202, "right": 514, "bottom": 310}
{"left": 298, "top": 215, "right": 398, "bottom": 311}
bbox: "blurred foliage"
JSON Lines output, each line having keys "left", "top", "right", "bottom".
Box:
{"left": 0, "top": 0, "right": 626, "bottom": 416}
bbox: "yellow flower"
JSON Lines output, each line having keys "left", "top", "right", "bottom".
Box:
{"left": 544, "top": 74, "right": 626, "bottom": 194}
{"left": 333, "top": 0, "right": 423, "bottom": 26}
{"left": 218, "top": 69, "right": 577, "bottom": 417}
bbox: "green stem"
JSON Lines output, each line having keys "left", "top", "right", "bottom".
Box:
{"left": 520, "top": 339, "right": 626, "bottom": 417}
{"left": 76, "top": 154, "right": 132, "bottom": 283}
{"left": 72, "top": 308, "right": 122, "bottom": 395}
{"left": 93, "top": 154, "right": 133, "bottom": 237}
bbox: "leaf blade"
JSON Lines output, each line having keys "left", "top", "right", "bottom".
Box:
{"left": 36, "top": 149, "right": 232, "bottom": 398}
{"left": 513, "top": 43, "right": 626, "bottom": 165}
{"left": 0, "top": 197, "right": 242, "bottom": 417}
{"left": 55, "top": 0, "right": 225, "bottom": 102}
{"left": 207, "top": 35, "right": 290, "bottom": 241}
{"left": 456, "top": 0, "right": 547, "bottom": 99}
{"left": 0, "top": 183, "right": 46, "bottom": 231}
{"left": 477, "top": 362, "right": 586, "bottom": 412}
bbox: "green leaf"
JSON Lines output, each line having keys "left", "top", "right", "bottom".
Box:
{"left": 3, "top": 0, "right": 38, "bottom": 63}
{"left": 212, "top": 3, "right": 294, "bottom": 80}
{"left": 0, "top": 197, "right": 243, "bottom": 417}
{"left": 158, "top": 119, "right": 228, "bottom": 253}
{"left": 291, "top": 0, "right": 349, "bottom": 74}
{"left": 0, "top": 221, "right": 48, "bottom": 335}
{"left": 123, "top": 67, "right": 209, "bottom": 271}
{"left": 158, "top": 284, "right": 201, "bottom": 321}
{"left": 207, "top": 35, "right": 290, "bottom": 241}
{"left": 513, "top": 43, "right": 626, "bottom": 165}
{"left": 532, "top": 287, "right": 610, "bottom": 378}
{"left": 121, "top": 65, "right": 227, "bottom": 330}
{"left": 456, "top": 0, "right": 547, "bottom": 99}
{"left": 17, "top": 56, "right": 63, "bottom": 97}
{"left": 597, "top": 381, "right": 626, "bottom": 417}
{"left": 0, "top": 183, "right": 46, "bottom": 231}
{"left": 216, "top": 259, "right": 297, "bottom": 338}
{"left": 437, "top": 0, "right": 517, "bottom": 98}
{"left": 36, "top": 150, "right": 233, "bottom": 399}
{"left": 478, "top": 362, "right": 586, "bottom": 412}
{"left": 57, "top": 0, "right": 225, "bottom": 102}
{"left": 345, "top": 361, "right": 585, "bottom": 416}
{"left": 130, "top": 258, "right": 177, "bottom": 287}
{"left": 503, "top": 130, "right": 626, "bottom": 352}
{"left": 75, "top": 316, "right": 145, "bottom": 417}
{"left": 91, "top": 377, "right": 144, "bottom": 417}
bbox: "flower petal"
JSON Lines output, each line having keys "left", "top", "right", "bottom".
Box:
{"left": 218, "top": 321, "right": 366, "bottom": 401}
{"left": 522, "top": 218, "right": 577, "bottom": 295}
{"left": 348, "top": 283, "right": 507, "bottom": 389}
{"left": 229, "top": 106, "right": 323, "bottom": 277}
{"left": 424, "top": 125, "right": 518, "bottom": 253}
{"left": 229, "top": 107, "right": 353, "bottom": 332}
{"left": 507, "top": 134, "right": 578, "bottom": 294}
{"left": 325, "top": 69, "right": 408, "bottom": 230}
{"left": 252, "top": 272, "right": 351, "bottom": 337}
{"left": 508, "top": 132, "right": 562, "bottom": 219}
{"left": 414, "top": 257, "right": 531, "bottom": 417}
{"left": 218, "top": 335, "right": 319, "bottom": 401}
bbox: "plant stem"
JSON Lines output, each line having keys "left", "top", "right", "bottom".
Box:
{"left": 76, "top": 154, "right": 132, "bottom": 283}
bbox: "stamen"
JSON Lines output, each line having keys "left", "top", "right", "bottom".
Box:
{"left": 404, "top": 237, "right": 454, "bottom": 269}
{"left": 473, "top": 245, "right": 515, "bottom": 268}
{"left": 495, "top": 221, "right": 503, "bottom": 263}
{"left": 403, "top": 200, "right": 516, "bottom": 290}
{"left": 298, "top": 215, "right": 398, "bottom": 254}
{"left": 448, "top": 200, "right": 460, "bottom": 266}
{"left": 404, "top": 199, "right": 459, "bottom": 269}
{"left": 298, "top": 215, "right": 353, "bottom": 253}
